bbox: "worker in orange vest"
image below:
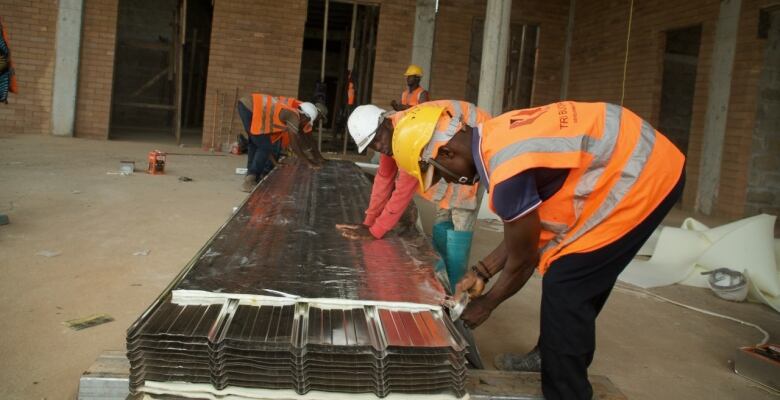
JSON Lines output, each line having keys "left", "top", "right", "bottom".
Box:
{"left": 347, "top": 71, "right": 356, "bottom": 108}
{"left": 339, "top": 100, "right": 490, "bottom": 291}
{"left": 390, "top": 64, "right": 429, "bottom": 111}
{"left": 236, "top": 93, "right": 325, "bottom": 192}
{"left": 390, "top": 102, "right": 686, "bottom": 400}
{"left": 0, "top": 17, "right": 18, "bottom": 103}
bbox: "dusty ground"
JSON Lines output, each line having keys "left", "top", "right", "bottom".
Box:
{"left": 1, "top": 135, "right": 778, "bottom": 400}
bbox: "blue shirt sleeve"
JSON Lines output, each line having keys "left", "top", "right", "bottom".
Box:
{"left": 492, "top": 172, "right": 542, "bottom": 222}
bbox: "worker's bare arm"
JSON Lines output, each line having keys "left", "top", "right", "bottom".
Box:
{"left": 304, "top": 133, "right": 327, "bottom": 164}
{"left": 459, "top": 210, "right": 540, "bottom": 328}
{"left": 455, "top": 240, "right": 508, "bottom": 298}
{"left": 390, "top": 100, "right": 410, "bottom": 112}
{"left": 281, "top": 110, "right": 319, "bottom": 168}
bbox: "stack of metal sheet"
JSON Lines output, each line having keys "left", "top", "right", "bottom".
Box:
{"left": 127, "top": 161, "right": 469, "bottom": 399}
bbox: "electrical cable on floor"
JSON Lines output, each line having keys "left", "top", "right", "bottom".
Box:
{"left": 614, "top": 283, "right": 770, "bottom": 346}
{"left": 620, "top": 0, "right": 635, "bottom": 106}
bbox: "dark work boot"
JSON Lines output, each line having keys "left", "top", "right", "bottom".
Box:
{"left": 241, "top": 174, "right": 257, "bottom": 192}
{"left": 494, "top": 346, "right": 542, "bottom": 372}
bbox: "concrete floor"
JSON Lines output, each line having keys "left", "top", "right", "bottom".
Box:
{"left": 0, "top": 135, "right": 778, "bottom": 400}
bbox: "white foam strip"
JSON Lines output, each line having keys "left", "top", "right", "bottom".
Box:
{"left": 171, "top": 290, "right": 443, "bottom": 312}
{"left": 139, "top": 381, "right": 468, "bottom": 400}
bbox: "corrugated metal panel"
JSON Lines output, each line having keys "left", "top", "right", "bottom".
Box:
{"left": 173, "top": 160, "right": 446, "bottom": 306}
{"left": 127, "top": 161, "right": 467, "bottom": 398}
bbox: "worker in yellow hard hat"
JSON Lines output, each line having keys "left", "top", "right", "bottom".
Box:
{"left": 391, "top": 103, "right": 686, "bottom": 400}
{"left": 390, "top": 64, "right": 429, "bottom": 112}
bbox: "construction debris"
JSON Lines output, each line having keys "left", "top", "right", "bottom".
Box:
{"left": 64, "top": 314, "right": 114, "bottom": 331}
{"left": 36, "top": 250, "right": 61, "bottom": 257}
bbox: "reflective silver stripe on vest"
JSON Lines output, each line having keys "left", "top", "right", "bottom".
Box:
{"left": 485, "top": 103, "right": 656, "bottom": 255}
{"left": 422, "top": 102, "right": 466, "bottom": 159}
{"left": 450, "top": 100, "right": 463, "bottom": 122}
{"left": 431, "top": 178, "right": 449, "bottom": 202}
{"left": 538, "top": 220, "right": 569, "bottom": 253}
{"left": 423, "top": 129, "right": 450, "bottom": 160}
{"left": 417, "top": 89, "right": 424, "bottom": 103}
{"left": 260, "top": 95, "right": 268, "bottom": 132}
{"left": 468, "top": 105, "right": 478, "bottom": 126}
{"left": 488, "top": 104, "right": 623, "bottom": 174}
{"left": 450, "top": 184, "right": 461, "bottom": 206}
{"left": 572, "top": 104, "right": 622, "bottom": 219}
{"left": 560, "top": 119, "right": 656, "bottom": 248}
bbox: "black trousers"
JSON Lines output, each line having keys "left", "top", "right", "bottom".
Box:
{"left": 540, "top": 171, "right": 685, "bottom": 400}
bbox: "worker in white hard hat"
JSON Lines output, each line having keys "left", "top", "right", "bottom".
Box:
{"left": 236, "top": 93, "right": 325, "bottom": 192}
{"left": 336, "top": 100, "right": 490, "bottom": 291}
{"left": 390, "top": 64, "right": 429, "bottom": 112}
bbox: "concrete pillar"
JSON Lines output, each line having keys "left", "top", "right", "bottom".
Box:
{"left": 477, "top": 0, "right": 512, "bottom": 115}
{"left": 476, "top": 0, "right": 512, "bottom": 222}
{"left": 51, "top": 0, "right": 84, "bottom": 137}
{"left": 411, "top": 0, "right": 437, "bottom": 89}
{"left": 560, "top": 0, "right": 576, "bottom": 100}
{"left": 697, "top": 0, "right": 742, "bottom": 214}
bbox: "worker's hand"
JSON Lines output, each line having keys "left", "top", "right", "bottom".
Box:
{"left": 335, "top": 224, "right": 375, "bottom": 240}
{"left": 390, "top": 100, "right": 403, "bottom": 111}
{"left": 455, "top": 270, "right": 486, "bottom": 299}
{"left": 307, "top": 161, "right": 323, "bottom": 170}
{"left": 460, "top": 296, "right": 494, "bottom": 329}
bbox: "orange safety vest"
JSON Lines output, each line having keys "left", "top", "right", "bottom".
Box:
{"left": 277, "top": 95, "right": 313, "bottom": 136}
{"left": 401, "top": 86, "right": 426, "bottom": 106}
{"left": 347, "top": 81, "right": 355, "bottom": 105}
{"left": 477, "top": 102, "right": 685, "bottom": 274}
{"left": 249, "top": 94, "right": 308, "bottom": 147}
{"left": 391, "top": 100, "right": 491, "bottom": 210}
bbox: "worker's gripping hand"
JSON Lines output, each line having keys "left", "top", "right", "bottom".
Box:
{"left": 455, "top": 270, "right": 486, "bottom": 300}
{"left": 335, "top": 224, "right": 375, "bottom": 240}
{"left": 460, "top": 296, "right": 494, "bottom": 329}
{"left": 307, "top": 161, "right": 324, "bottom": 170}
{"left": 390, "top": 100, "right": 403, "bottom": 112}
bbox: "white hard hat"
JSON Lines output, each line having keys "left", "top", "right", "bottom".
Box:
{"left": 348, "top": 105, "right": 387, "bottom": 153}
{"left": 298, "top": 102, "right": 319, "bottom": 122}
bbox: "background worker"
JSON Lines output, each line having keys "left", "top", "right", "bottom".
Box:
{"left": 390, "top": 64, "right": 429, "bottom": 112}
{"left": 390, "top": 102, "right": 686, "bottom": 400}
{"left": 0, "top": 17, "right": 18, "bottom": 104}
{"left": 338, "top": 100, "right": 490, "bottom": 290}
{"left": 236, "top": 93, "right": 325, "bottom": 192}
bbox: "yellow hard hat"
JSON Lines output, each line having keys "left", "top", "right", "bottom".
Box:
{"left": 404, "top": 64, "right": 423, "bottom": 77}
{"left": 392, "top": 106, "right": 446, "bottom": 192}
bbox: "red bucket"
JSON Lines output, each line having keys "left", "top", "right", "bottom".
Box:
{"left": 147, "top": 151, "right": 167, "bottom": 175}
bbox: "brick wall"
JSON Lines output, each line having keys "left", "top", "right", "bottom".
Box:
{"left": 429, "top": 0, "right": 569, "bottom": 110}
{"left": 74, "top": 0, "right": 118, "bottom": 139}
{"left": 200, "top": 0, "right": 308, "bottom": 149}
{"left": 715, "top": 0, "right": 775, "bottom": 218}
{"left": 369, "top": 0, "right": 416, "bottom": 110}
{"left": 567, "top": 0, "right": 776, "bottom": 218}
{"left": 0, "top": 0, "right": 58, "bottom": 135}
{"left": 567, "top": 0, "right": 720, "bottom": 211}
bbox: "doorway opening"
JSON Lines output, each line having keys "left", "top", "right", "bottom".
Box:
{"left": 466, "top": 19, "right": 539, "bottom": 112}
{"left": 658, "top": 25, "right": 702, "bottom": 156}
{"left": 109, "top": 0, "right": 213, "bottom": 145}
{"left": 298, "top": 0, "right": 379, "bottom": 153}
